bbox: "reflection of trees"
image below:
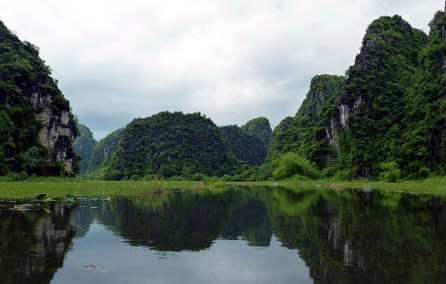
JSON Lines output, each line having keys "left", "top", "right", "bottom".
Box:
{"left": 0, "top": 202, "right": 76, "bottom": 284}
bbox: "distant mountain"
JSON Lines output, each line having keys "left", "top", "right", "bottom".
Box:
{"left": 220, "top": 117, "right": 272, "bottom": 166}
{"left": 73, "top": 124, "right": 97, "bottom": 174}
{"left": 87, "top": 127, "right": 124, "bottom": 174}
{"left": 0, "top": 20, "right": 78, "bottom": 176}
{"left": 240, "top": 117, "right": 272, "bottom": 150}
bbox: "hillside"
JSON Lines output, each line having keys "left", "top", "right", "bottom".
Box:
{"left": 0, "top": 20, "right": 78, "bottom": 177}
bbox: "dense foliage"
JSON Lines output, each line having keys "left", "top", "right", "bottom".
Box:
{"left": 73, "top": 124, "right": 97, "bottom": 174}
{"left": 110, "top": 111, "right": 240, "bottom": 180}
{"left": 0, "top": 21, "right": 78, "bottom": 177}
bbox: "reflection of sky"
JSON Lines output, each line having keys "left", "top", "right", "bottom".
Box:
{"left": 51, "top": 220, "right": 312, "bottom": 284}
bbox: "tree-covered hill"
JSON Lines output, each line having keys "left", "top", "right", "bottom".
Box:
{"left": 0, "top": 20, "right": 78, "bottom": 177}
{"left": 110, "top": 111, "right": 240, "bottom": 180}
{"left": 73, "top": 124, "right": 97, "bottom": 174}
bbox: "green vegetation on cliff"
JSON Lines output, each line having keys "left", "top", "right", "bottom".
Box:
{"left": 400, "top": 11, "right": 446, "bottom": 178}
{"left": 0, "top": 20, "right": 78, "bottom": 177}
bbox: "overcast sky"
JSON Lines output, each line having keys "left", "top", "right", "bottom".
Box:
{"left": 0, "top": 0, "right": 443, "bottom": 140}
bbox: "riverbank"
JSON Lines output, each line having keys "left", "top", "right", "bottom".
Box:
{"left": 1, "top": 177, "right": 446, "bottom": 199}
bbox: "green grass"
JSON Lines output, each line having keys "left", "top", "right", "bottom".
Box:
{"left": 0, "top": 179, "right": 205, "bottom": 199}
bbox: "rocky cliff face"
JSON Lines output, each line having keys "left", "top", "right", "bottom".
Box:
{"left": 0, "top": 20, "right": 78, "bottom": 175}
{"left": 33, "top": 93, "right": 78, "bottom": 172}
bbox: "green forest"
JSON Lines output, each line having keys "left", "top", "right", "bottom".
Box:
{"left": 2, "top": 6, "right": 446, "bottom": 183}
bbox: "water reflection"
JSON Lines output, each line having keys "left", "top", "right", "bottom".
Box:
{"left": 0, "top": 186, "right": 445, "bottom": 283}
{"left": 0, "top": 202, "right": 76, "bottom": 284}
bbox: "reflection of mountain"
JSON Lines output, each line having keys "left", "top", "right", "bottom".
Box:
{"left": 93, "top": 188, "right": 273, "bottom": 251}
{"left": 0, "top": 202, "right": 77, "bottom": 284}
{"left": 269, "top": 188, "right": 446, "bottom": 284}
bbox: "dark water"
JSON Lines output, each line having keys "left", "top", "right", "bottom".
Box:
{"left": 1, "top": 185, "right": 446, "bottom": 284}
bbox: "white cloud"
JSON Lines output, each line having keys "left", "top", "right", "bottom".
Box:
{"left": 0, "top": 0, "right": 443, "bottom": 139}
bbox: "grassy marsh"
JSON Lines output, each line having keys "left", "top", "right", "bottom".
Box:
{"left": 1, "top": 177, "right": 446, "bottom": 200}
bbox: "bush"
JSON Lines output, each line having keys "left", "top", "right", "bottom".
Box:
{"left": 272, "top": 152, "right": 319, "bottom": 180}
{"left": 379, "top": 162, "right": 401, "bottom": 183}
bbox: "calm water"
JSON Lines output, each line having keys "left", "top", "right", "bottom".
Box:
{"left": 1, "top": 185, "right": 445, "bottom": 284}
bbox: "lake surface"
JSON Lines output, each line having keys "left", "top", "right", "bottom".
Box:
{"left": 1, "top": 185, "right": 445, "bottom": 284}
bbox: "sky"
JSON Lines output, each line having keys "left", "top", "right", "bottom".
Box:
{"left": 0, "top": 0, "right": 443, "bottom": 140}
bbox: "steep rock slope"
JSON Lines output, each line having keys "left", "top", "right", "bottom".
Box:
{"left": 73, "top": 124, "right": 97, "bottom": 174}
{"left": 0, "top": 21, "right": 78, "bottom": 175}
{"left": 112, "top": 111, "right": 239, "bottom": 179}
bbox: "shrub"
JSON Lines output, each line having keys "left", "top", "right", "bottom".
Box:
{"left": 379, "top": 161, "right": 401, "bottom": 183}
{"left": 272, "top": 152, "right": 319, "bottom": 180}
